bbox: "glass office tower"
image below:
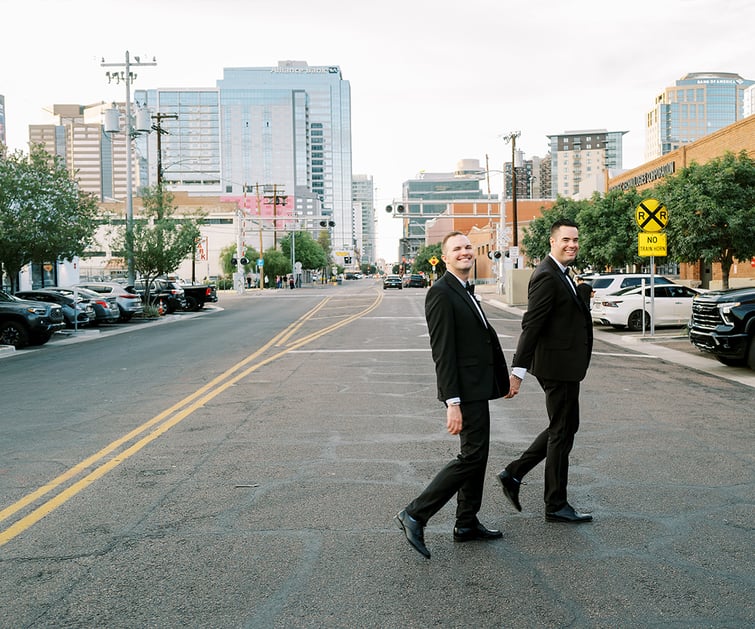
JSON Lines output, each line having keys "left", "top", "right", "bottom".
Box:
{"left": 217, "top": 61, "right": 353, "bottom": 257}
{"left": 645, "top": 72, "right": 755, "bottom": 160}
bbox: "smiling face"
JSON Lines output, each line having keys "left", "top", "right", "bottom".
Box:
{"left": 441, "top": 233, "right": 475, "bottom": 278}
{"left": 550, "top": 224, "right": 579, "bottom": 267}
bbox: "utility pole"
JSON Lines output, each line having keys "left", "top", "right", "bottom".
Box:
{"left": 503, "top": 131, "right": 521, "bottom": 267}
{"left": 101, "top": 51, "right": 157, "bottom": 286}
{"left": 151, "top": 112, "right": 178, "bottom": 186}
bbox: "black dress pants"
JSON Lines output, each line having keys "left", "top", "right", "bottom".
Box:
{"left": 406, "top": 400, "right": 490, "bottom": 527}
{"left": 507, "top": 378, "right": 580, "bottom": 511}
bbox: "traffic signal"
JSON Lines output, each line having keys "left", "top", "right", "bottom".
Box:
{"left": 344, "top": 256, "right": 352, "bottom": 264}
{"left": 319, "top": 220, "right": 336, "bottom": 227}
{"left": 487, "top": 251, "right": 502, "bottom": 260}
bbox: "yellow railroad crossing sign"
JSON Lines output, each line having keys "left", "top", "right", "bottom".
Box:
{"left": 638, "top": 232, "right": 667, "bottom": 257}
{"left": 429, "top": 256, "right": 439, "bottom": 267}
{"left": 635, "top": 199, "right": 668, "bottom": 232}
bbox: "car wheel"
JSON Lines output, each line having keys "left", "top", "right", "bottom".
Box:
{"left": 747, "top": 337, "right": 755, "bottom": 370}
{"left": 715, "top": 355, "right": 747, "bottom": 367}
{"left": 119, "top": 312, "right": 133, "bottom": 322}
{"left": 185, "top": 295, "right": 198, "bottom": 311}
{"left": 28, "top": 331, "right": 54, "bottom": 346}
{"left": 0, "top": 321, "right": 30, "bottom": 349}
{"left": 627, "top": 310, "right": 650, "bottom": 332}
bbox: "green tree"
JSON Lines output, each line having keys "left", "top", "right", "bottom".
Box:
{"left": 279, "top": 231, "right": 328, "bottom": 270}
{"left": 317, "top": 229, "right": 332, "bottom": 261}
{"left": 653, "top": 150, "right": 755, "bottom": 289}
{"left": 413, "top": 242, "right": 445, "bottom": 275}
{"left": 0, "top": 145, "right": 99, "bottom": 292}
{"left": 219, "top": 243, "right": 259, "bottom": 278}
{"left": 261, "top": 248, "right": 291, "bottom": 284}
{"left": 520, "top": 197, "right": 586, "bottom": 266}
{"left": 576, "top": 188, "right": 644, "bottom": 271}
{"left": 118, "top": 184, "right": 203, "bottom": 305}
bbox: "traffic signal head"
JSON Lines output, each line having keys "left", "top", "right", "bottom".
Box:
{"left": 487, "top": 250, "right": 502, "bottom": 259}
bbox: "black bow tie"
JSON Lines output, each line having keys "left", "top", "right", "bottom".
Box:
{"left": 465, "top": 282, "right": 475, "bottom": 295}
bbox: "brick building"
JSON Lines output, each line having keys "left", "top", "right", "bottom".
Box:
{"left": 608, "top": 116, "right": 755, "bottom": 288}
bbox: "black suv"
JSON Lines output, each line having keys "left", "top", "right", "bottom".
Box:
{"left": 689, "top": 286, "right": 755, "bottom": 369}
{"left": 0, "top": 290, "right": 65, "bottom": 348}
{"left": 134, "top": 278, "right": 187, "bottom": 313}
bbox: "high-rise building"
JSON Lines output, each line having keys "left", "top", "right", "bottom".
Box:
{"left": 28, "top": 103, "right": 141, "bottom": 201}
{"left": 547, "top": 129, "right": 626, "bottom": 199}
{"left": 134, "top": 88, "right": 222, "bottom": 193}
{"left": 216, "top": 61, "right": 353, "bottom": 257}
{"left": 394, "top": 159, "right": 491, "bottom": 262}
{"left": 352, "top": 175, "right": 375, "bottom": 265}
{"left": 645, "top": 72, "right": 755, "bottom": 161}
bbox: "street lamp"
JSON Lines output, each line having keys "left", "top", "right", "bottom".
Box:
{"left": 101, "top": 51, "right": 157, "bottom": 286}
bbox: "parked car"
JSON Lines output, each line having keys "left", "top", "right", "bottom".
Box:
{"left": 0, "top": 290, "right": 65, "bottom": 348}
{"left": 15, "top": 289, "right": 95, "bottom": 328}
{"left": 580, "top": 273, "right": 677, "bottom": 309}
{"left": 404, "top": 274, "right": 427, "bottom": 288}
{"left": 689, "top": 286, "right": 755, "bottom": 369}
{"left": 133, "top": 278, "right": 187, "bottom": 313}
{"left": 53, "top": 287, "right": 120, "bottom": 325}
{"left": 383, "top": 275, "right": 403, "bottom": 290}
{"left": 73, "top": 282, "right": 143, "bottom": 321}
{"left": 591, "top": 284, "right": 702, "bottom": 331}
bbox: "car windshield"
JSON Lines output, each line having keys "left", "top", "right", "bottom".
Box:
{"left": 591, "top": 278, "right": 614, "bottom": 289}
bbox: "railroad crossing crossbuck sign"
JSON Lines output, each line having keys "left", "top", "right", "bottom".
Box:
{"left": 635, "top": 199, "right": 668, "bottom": 232}
{"left": 636, "top": 198, "right": 668, "bottom": 257}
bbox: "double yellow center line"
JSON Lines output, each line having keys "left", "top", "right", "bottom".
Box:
{"left": 0, "top": 291, "right": 383, "bottom": 547}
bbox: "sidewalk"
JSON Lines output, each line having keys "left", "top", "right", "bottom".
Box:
{"left": 480, "top": 287, "right": 755, "bottom": 389}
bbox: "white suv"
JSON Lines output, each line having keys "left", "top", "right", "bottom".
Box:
{"left": 581, "top": 274, "right": 676, "bottom": 307}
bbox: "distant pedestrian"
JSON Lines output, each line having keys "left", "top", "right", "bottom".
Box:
{"left": 289, "top": 276, "right": 295, "bottom": 289}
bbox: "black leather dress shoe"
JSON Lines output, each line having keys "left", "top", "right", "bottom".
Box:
{"left": 453, "top": 522, "right": 503, "bottom": 542}
{"left": 545, "top": 504, "right": 593, "bottom": 523}
{"left": 395, "top": 509, "right": 431, "bottom": 558}
{"left": 497, "top": 470, "right": 522, "bottom": 512}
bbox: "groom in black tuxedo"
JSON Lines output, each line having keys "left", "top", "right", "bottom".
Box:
{"left": 395, "top": 231, "right": 509, "bottom": 558}
{"left": 498, "top": 218, "right": 594, "bottom": 524}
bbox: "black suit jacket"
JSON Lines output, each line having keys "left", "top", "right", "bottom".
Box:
{"left": 425, "top": 272, "right": 509, "bottom": 403}
{"left": 512, "top": 256, "right": 593, "bottom": 382}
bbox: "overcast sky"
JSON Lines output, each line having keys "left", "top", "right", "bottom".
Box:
{"left": 2, "top": 0, "right": 753, "bottom": 260}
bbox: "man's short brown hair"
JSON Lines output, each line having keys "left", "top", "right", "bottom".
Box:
{"left": 441, "top": 231, "right": 465, "bottom": 253}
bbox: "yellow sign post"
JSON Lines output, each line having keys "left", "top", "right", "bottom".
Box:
{"left": 638, "top": 232, "right": 667, "bottom": 257}
{"left": 635, "top": 198, "right": 668, "bottom": 232}
{"left": 635, "top": 198, "right": 669, "bottom": 337}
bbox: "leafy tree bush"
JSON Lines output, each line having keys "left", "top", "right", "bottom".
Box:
{"left": 653, "top": 150, "right": 755, "bottom": 288}
{"left": 0, "top": 145, "right": 99, "bottom": 291}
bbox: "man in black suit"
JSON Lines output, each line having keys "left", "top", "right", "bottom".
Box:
{"left": 498, "top": 218, "right": 594, "bottom": 523}
{"left": 396, "top": 231, "right": 510, "bottom": 558}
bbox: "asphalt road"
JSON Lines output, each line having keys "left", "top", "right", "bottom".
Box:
{"left": 0, "top": 282, "right": 752, "bottom": 628}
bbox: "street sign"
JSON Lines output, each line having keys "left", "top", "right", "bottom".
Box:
{"left": 429, "top": 255, "right": 439, "bottom": 267}
{"left": 257, "top": 258, "right": 264, "bottom": 268}
{"left": 635, "top": 199, "right": 668, "bottom": 232}
{"left": 638, "top": 232, "right": 667, "bottom": 257}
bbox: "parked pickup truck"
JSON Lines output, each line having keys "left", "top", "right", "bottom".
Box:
{"left": 688, "top": 286, "right": 755, "bottom": 369}
{"left": 177, "top": 280, "right": 218, "bottom": 311}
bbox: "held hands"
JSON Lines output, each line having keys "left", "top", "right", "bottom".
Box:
{"left": 504, "top": 374, "right": 522, "bottom": 399}
{"left": 446, "top": 404, "right": 462, "bottom": 435}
